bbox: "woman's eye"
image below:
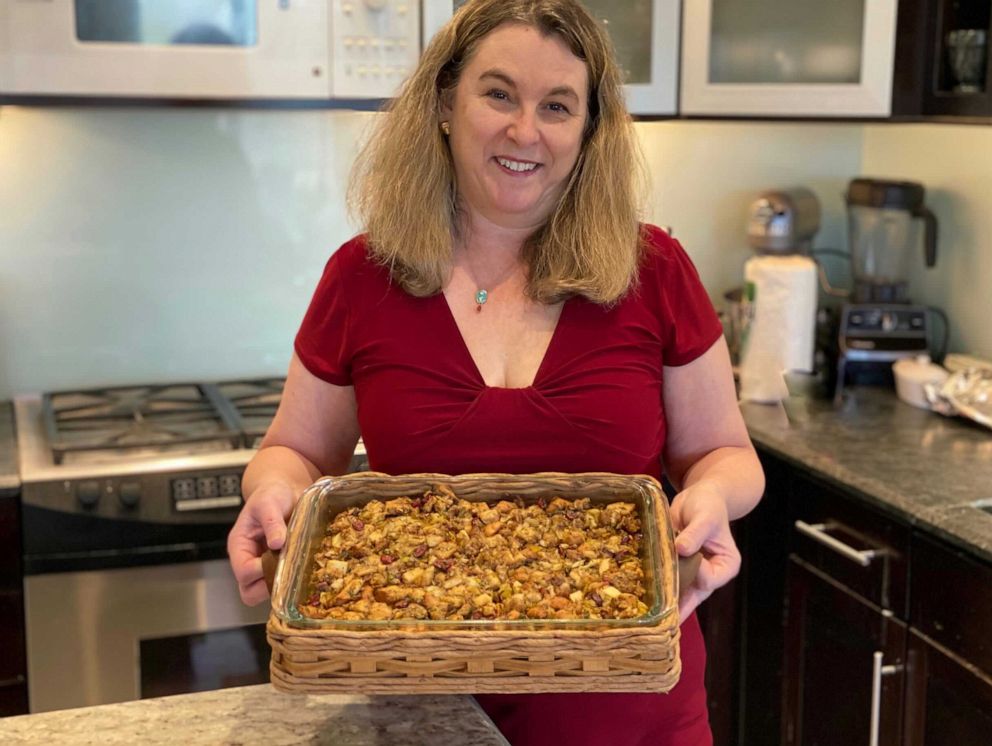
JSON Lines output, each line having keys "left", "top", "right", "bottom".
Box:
{"left": 547, "top": 102, "right": 571, "bottom": 115}
{"left": 486, "top": 88, "right": 510, "bottom": 101}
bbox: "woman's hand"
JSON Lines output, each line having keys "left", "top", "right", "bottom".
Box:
{"left": 227, "top": 482, "right": 298, "bottom": 606}
{"left": 669, "top": 483, "right": 742, "bottom": 620}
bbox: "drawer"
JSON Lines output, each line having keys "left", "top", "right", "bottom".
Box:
{"left": 910, "top": 533, "right": 992, "bottom": 677}
{"left": 789, "top": 474, "right": 910, "bottom": 618}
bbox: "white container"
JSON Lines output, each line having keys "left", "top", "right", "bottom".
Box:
{"left": 892, "top": 356, "right": 949, "bottom": 410}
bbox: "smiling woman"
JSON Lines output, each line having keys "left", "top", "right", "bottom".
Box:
{"left": 228, "top": 2, "right": 765, "bottom": 745}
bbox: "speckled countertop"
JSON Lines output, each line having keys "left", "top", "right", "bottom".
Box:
{"left": 0, "top": 685, "right": 510, "bottom": 745}
{"left": 0, "top": 402, "right": 18, "bottom": 497}
{"left": 742, "top": 386, "right": 992, "bottom": 564}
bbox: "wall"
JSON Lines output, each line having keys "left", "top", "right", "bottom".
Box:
{"left": 861, "top": 124, "right": 992, "bottom": 358}
{"left": 0, "top": 105, "right": 971, "bottom": 399}
{"left": 0, "top": 106, "right": 374, "bottom": 397}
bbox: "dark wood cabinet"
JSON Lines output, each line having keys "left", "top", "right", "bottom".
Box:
{"left": 782, "top": 558, "right": 907, "bottom": 746}
{"left": 0, "top": 493, "right": 28, "bottom": 717}
{"left": 922, "top": 0, "right": 992, "bottom": 117}
{"left": 725, "top": 449, "right": 992, "bottom": 745}
{"left": 903, "top": 630, "right": 992, "bottom": 745}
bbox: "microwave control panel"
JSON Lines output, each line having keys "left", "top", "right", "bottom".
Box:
{"left": 330, "top": 0, "right": 421, "bottom": 98}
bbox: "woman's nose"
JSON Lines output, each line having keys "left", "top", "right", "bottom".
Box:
{"left": 507, "top": 109, "right": 540, "bottom": 145}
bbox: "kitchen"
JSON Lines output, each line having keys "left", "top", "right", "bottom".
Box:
{"left": 1, "top": 1, "right": 991, "bottom": 744}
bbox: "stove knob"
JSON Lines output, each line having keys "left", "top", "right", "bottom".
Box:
{"left": 119, "top": 482, "right": 142, "bottom": 509}
{"left": 77, "top": 481, "right": 101, "bottom": 509}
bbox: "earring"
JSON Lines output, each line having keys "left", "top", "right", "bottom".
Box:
{"left": 440, "top": 121, "right": 451, "bottom": 136}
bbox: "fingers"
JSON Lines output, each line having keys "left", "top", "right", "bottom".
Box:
{"left": 238, "top": 577, "right": 272, "bottom": 607}
{"left": 256, "top": 497, "right": 289, "bottom": 552}
{"left": 227, "top": 483, "right": 296, "bottom": 604}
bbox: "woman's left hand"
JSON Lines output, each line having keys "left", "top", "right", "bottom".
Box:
{"left": 669, "top": 483, "right": 742, "bottom": 620}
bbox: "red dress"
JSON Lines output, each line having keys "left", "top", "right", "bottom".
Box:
{"left": 295, "top": 225, "right": 723, "bottom": 746}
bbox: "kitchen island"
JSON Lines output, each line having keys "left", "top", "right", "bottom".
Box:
{"left": 0, "top": 684, "right": 510, "bottom": 745}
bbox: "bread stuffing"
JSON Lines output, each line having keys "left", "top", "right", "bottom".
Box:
{"left": 300, "top": 484, "right": 650, "bottom": 621}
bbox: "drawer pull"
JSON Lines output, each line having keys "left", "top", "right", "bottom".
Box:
{"left": 869, "top": 650, "right": 901, "bottom": 746}
{"left": 794, "top": 520, "right": 880, "bottom": 567}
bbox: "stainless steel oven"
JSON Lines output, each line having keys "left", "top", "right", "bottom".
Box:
{"left": 14, "top": 379, "right": 366, "bottom": 713}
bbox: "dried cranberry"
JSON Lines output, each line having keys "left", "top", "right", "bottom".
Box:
{"left": 590, "top": 593, "right": 603, "bottom": 606}
{"left": 394, "top": 599, "right": 409, "bottom": 609}
{"left": 411, "top": 497, "right": 423, "bottom": 509}
{"left": 413, "top": 543, "right": 428, "bottom": 558}
{"left": 316, "top": 581, "right": 330, "bottom": 591}
{"left": 621, "top": 533, "right": 631, "bottom": 545}
{"left": 434, "top": 558, "right": 454, "bottom": 572}
{"left": 307, "top": 593, "right": 320, "bottom": 606}
{"left": 537, "top": 497, "right": 547, "bottom": 509}
{"left": 565, "top": 509, "right": 579, "bottom": 521}
{"left": 350, "top": 518, "right": 364, "bottom": 531}
{"left": 380, "top": 554, "right": 395, "bottom": 565}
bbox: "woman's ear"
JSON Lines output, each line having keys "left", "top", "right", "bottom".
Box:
{"left": 438, "top": 86, "right": 454, "bottom": 120}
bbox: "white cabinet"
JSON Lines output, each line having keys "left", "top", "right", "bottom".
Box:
{"left": 680, "top": 0, "right": 900, "bottom": 117}
{"left": 422, "top": 0, "right": 680, "bottom": 115}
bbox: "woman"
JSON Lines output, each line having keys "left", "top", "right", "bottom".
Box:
{"left": 228, "top": 0, "right": 764, "bottom": 743}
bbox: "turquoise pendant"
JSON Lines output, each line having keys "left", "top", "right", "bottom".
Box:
{"left": 475, "top": 289, "right": 488, "bottom": 306}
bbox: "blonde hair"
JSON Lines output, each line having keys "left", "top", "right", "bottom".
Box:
{"left": 348, "top": 0, "right": 647, "bottom": 305}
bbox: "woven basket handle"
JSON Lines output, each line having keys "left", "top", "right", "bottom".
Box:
{"left": 677, "top": 552, "right": 703, "bottom": 602}
{"left": 262, "top": 549, "right": 279, "bottom": 596}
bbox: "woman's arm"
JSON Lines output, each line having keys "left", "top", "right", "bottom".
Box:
{"left": 228, "top": 353, "right": 361, "bottom": 605}
{"left": 662, "top": 336, "right": 765, "bottom": 618}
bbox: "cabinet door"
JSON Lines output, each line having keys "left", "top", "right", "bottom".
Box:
{"left": 904, "top": 630, "right": 992, "bottom": 746}
{"left": 681, "top": 0, "right": 899, "bottom": 116}
{"left": 782, "top": 557, "right": 906, "bottom": 746}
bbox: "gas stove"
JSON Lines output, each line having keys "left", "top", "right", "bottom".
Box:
{"left": 15, "top": 377, "right": 365, "bottom": 573}
{"left": 16, "top": 379, "right": 280, "bottom": 518}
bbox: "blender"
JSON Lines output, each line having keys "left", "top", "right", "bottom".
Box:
{"left": 835, "top": 178, "right": 939, "bottom": 401}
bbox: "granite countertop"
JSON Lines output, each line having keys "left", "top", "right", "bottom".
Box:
{"left": 0, "top": 685, "right": 510, "bottom": 746}
{"left": 742, "top": 386, "right": 992, "bottom": 564}
{"left": 0, "top": 401, "right": 19, "bottom": 497}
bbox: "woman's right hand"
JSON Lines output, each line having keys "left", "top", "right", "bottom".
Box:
{"left": 227, "top": 482, "right": 298, "bottom": 606}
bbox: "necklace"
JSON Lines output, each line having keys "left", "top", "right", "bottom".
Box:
{"left": 474, "top": 289, "right": 488, "bottom": 312}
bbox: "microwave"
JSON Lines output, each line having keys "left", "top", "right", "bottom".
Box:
{"left": 0, "top": 0, "right": 420, "bottom": 101}
{"left": 422, "top": 0, "right": 680, "bottom": 115}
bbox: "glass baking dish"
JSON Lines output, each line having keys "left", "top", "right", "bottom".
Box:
{"left": 270, "top": 472, "right": 677, "bottom": 631}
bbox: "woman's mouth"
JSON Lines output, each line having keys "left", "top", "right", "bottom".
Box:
{"left": 495, "top": 156, "right": 540, "bottom": 174}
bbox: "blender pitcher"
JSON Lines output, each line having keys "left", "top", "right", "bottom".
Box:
{"left": 845, "top": 178, "right": 938, "bottom": 303}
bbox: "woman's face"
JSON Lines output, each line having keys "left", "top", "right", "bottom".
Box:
{"left": 442, "top": 23, "right": 590, "bottom": 231}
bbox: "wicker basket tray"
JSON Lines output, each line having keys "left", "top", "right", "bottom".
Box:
{"left": 267, "top": 472, "right": 683, "bottom": 694}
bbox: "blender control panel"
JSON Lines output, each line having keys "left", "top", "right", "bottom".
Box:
{"left": 840, "top": 305, "right": 929, "bottom": 357}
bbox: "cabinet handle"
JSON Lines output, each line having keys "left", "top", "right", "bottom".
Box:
{"left": 869, "top": 651, "right": 901, "bottom": 746}
{"left": 793, "top": 520, "right": 880, "bottom": 567}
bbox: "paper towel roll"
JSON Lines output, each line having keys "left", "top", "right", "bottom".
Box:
{"left": 739, "top": 255, "right": 818, "bottom": 403}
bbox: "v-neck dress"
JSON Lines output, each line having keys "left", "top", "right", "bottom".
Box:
{"left": 295, "top": 224, "right": 724, "bottom": 746}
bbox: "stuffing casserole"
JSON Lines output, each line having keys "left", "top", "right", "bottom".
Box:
{"left": 301, "top": 484, "right": 650, "bottom": 622}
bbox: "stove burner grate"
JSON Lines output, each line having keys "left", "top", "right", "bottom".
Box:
{"left": 43, "top": 383, "right": 243, "bottom": 464}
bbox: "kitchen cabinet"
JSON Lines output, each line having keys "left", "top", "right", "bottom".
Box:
{"left": 782, "top": 558, "right": 907, "bottom": 745}
{"left": 920, "top": 0, "right": 992, "bottom": 117}
{"left": 903, "top": 534, "right": 992, "bottom": 744}
{"left": 680, "top": 0, "right": 902, "bottom": 116}
{"left": 0, "top": 492, "right": 28, "bottom": 717}
{"left": 727, "top": 450, "right": 992, "bottom": 745}
{"left": 782, "top": 470, "right": 911, "bottom": 746}
{"left": 679, "top": 0, "right": 991, "bottom": 120}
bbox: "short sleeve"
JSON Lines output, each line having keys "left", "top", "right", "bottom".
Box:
{"left": 294, "top": 246, "right": 355, "bottom": 386}
{"left": 644, "top": 226, "right": 724, "bottom": 367}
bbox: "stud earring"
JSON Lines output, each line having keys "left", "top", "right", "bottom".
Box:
{"left": 440, "top": 121, "right": 451, "bottom": 136}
